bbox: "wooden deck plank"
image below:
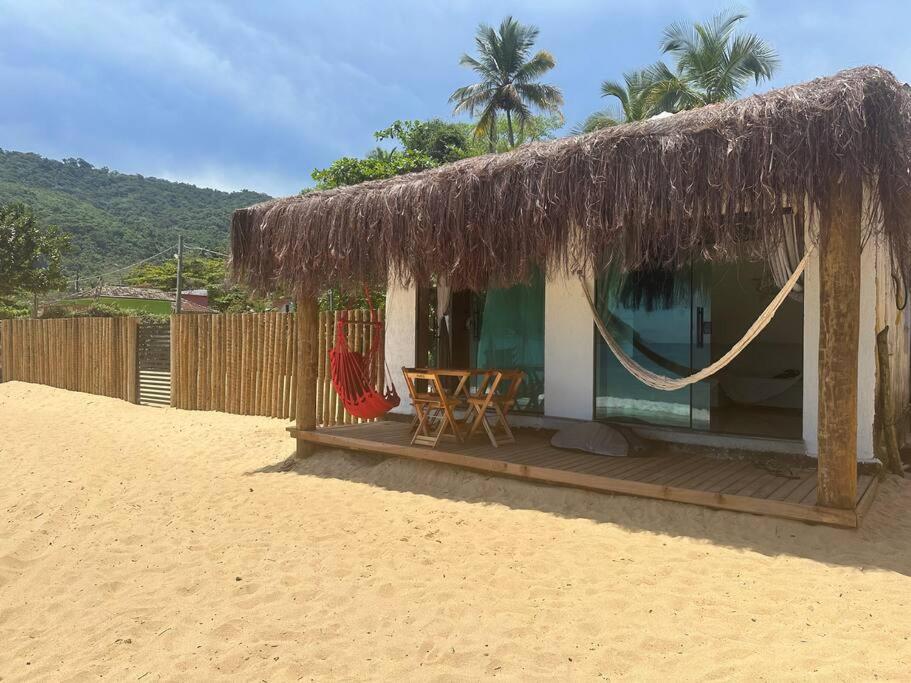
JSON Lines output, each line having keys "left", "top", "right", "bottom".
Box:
{"left": 287, "top": 423, "right": 873, "bottom": 528}
{"left": 735, "top": 471, "right": 785, "bottom": 498}
{"left": 689, "top": 461, "right": 752, "bottom": 492}
{"left": 717, "top": 466, "right": 766, "bottom": 496}
{"left": 766, "top": 472, "right": 813, "bottom": 501}
{"left": 593, "top": 456, "right": 660, "bottom": 479}
{"left": 665, "top": 458, "right": 736, "bottom": 489}
{"left": 611, "top": 456, "right": 683, "bottom": 482}
{"left": 751, "top": 472, "right": 799, "bottom": 500}
{"left": 567, "top": 455, "right": 650, "bottom": 478}
{"left": 703, "top": 463, "right": 765, "bottom": 493}
{"left": 639, "top": 456, "right": 700, "bottom": 484}
{"left": 781, "top": 474, "right": 819, "bottom": 503}
{"left": 570, "top": 455, "right": 648, "bottom": 476}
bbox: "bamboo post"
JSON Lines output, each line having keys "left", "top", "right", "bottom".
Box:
{"left": 288, "top": 312, "right": 297, "bottom": 421}
{"left": 0, "top": 320, "right": 4, "bottom": 382}
{"left": 0, "top": 320, "right": 8, "bottom": 382}
{"left": 177, "top": 315, "right": 186, "bottom": 409}
{"left": 129, "top": 318, "right": 139, "bottom": 403}
{"left": 209, "top": 315, "right": 217, "bottom": 411}
{"left": 217, "top": 315, "right": 226, "bottom": 412}
{"left": 271, "top": 313, "right": 282, "bottom": 417}
{"left": 239, "top": 314, "right": 249, "bottom": 414}
{"left": 315, "top": 310, "right": 326, "bottom": 427}
{"left": 283, "top": 314, "right": 294, "bottom": 419}
{"left": 352, "top": 308, "right": 364, "bottom": 424}
{"left": 262, "top": 313, "right": 274, "bottom": 416}
{"left": 378, "top": 308, "right": 386, "bottom": 393}
{"left": 197, "top": 316, "right": 206, "bottom": 410}
{"left": 176, "top": 315, "right": 184, "bottom": 408}
{"left": 245, "top": 313, "right": 255, "bottom": 414}
{"left": 224, "top": 315, "right": 233, "bottom": 413}
{"left": 329, "top": 311, "right": 340, "bottom": 426}
{"left": 322, "top": 313, "right": 332, "bottom": 426}
{"left": 816, "top": 176, "right": 862, "bottom": 509}
{"left": 188, "top": 315, "right": 199, "bottom": 409}
{"left": 169, "top": 315, "right": 176, "bottom": 407}
{"left": 295, "top": 298, "right": 320, "bottom": 458}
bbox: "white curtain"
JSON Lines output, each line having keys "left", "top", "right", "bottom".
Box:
{"left": 769, "top": 211, "right": 805, "bottom": 302}
{"left": 435, "top": 277, "right": 452, "bottom": 367}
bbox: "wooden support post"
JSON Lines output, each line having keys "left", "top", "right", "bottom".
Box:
{"left": 817, "top": 176, "right": 862, "bottom": 509}
{"left": 295, "top": 297, "right": 320, "bottom": 458}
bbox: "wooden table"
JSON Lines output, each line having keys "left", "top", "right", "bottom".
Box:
{"left": 401, "top": 367, "right": 520, "bottom": 448}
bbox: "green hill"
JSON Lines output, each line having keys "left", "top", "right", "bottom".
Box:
{"left": 0, "top": 149, "right": 271, "bottom": 277}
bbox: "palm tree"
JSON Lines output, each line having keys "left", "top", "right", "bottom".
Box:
{"left": 578, "top": 70, "right": 656, "bottom": 133}
{"left": 366, "top": 147, "right": 397, "bottom": 163}
{"left": 449, "top": 17, "right": 563, "bottom": 151}
{"left": 647, "top": 10, "right": 778, "bottom": 111}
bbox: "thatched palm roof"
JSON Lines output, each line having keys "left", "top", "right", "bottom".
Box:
{"left": 231, "top": 66, "right": 911, "bottom": 296}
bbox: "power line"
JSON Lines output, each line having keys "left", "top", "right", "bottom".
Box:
{"left": 66, "top": 243, "right": 177, "bottom": 289}
{"left": 185, "top": 245, "right": 229, "bottom": 258}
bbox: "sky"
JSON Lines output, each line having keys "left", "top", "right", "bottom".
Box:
{"left": 1, "top": 0, "right": 910, "bottom": 198}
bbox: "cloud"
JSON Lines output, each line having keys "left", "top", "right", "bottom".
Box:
{"left": 0, "top": 0, "right": 910, "bottom": 197}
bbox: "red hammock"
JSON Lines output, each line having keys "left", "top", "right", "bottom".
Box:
{"left": 329, "top": 298, "right": 400, "bottom": 420}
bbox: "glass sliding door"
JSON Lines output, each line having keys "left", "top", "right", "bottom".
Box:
{"left": 471, "top": 270, "right": 545, "bottom": 413}
{"left": 594, "top": 264, "right": 708, "bottom": 428}
{"left": 594, "top": 253, "right": 803, "bottom": 438}
{"left": 418, "top": 272, "right": 545, "bottom": 414}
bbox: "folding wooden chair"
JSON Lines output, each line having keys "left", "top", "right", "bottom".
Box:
{"left": 467, "top": 369, "right": 524, "bottom": 447}
{"left": 401, "top": 368, "right": 465, "bottom": 448}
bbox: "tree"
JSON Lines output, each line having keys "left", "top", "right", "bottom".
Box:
{"left": 449, "top": 16, "right": 563, "bottom": 151}
{"left": 123, "top": 256, "right": 268, "bottom": 313}
{"left": 374, "top": 119, "right": 471, "bottom": 164}
{"left": 577, "top": 70, "right": 657, "bottom": 133}
{"left": 465, "top": 113, "right": 563, "bottom": 153}
{"left": 310, "top": 119, "right": 474, "bottom": 191}
{"left": 646, "top": 10, "right": 778, "bottom": 112}
{"left": 0, "top": 202, "right": 68, "bottom": 299}
{"left": 310, "top": 152, "right": 436, "bottom": 190}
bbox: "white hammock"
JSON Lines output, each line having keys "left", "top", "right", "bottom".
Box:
{"left": 580, "top": 246, "right": 813, "bottom": 391}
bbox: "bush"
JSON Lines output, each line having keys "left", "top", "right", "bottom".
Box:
{"left": 0, "top": 302, "right": 29, "bottom": 319}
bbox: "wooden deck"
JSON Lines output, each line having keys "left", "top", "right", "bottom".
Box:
{"left": 290, "top": 421, "right": 879, "bottom": 528}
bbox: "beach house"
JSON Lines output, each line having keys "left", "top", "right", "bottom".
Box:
{"left": 230, "top": 67, "right": 911, "bottom": 525}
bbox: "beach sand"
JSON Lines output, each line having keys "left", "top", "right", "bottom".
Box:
{"left": 1, "top": 381, "right": 910, "bottom": 681}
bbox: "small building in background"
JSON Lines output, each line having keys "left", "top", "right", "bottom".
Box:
{"left": 63, "top": 285, "right": 213, "bottom": 314}
{"left": 182, "top": 289, "right": 209, "bottom": 310}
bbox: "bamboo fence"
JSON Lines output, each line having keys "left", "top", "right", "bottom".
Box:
{"left": 170, "top": 309, "right": 384, "bottom": 424}
{"left": 0, "top": 317, "right": 138, "bottom": 402}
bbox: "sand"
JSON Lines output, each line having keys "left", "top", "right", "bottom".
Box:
{"left": 1, "top": 381, "right": 911, "bottom": 681}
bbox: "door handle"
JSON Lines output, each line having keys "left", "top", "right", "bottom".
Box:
{"left": 697, "top": 307, "right": 705, "bottom": 348}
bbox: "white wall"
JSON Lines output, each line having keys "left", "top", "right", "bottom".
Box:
{"left": 544, "top": 271, "right": 594, "bottom": 420}
{"left": 383, "top": 280, "right": 416, "bottom": 415}
{"left": 856, "top": 242, "right": 878, "bottom": 461}
{"left": 801, "top": 229, "right": 821, "bottom": 454}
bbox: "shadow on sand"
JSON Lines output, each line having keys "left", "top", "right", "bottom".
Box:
{"left": 247, "top": 447, "right": 911, "bottom": 577}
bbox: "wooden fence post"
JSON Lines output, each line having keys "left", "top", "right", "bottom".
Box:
{"left": 817, "top": 176, "right": 862, "bottom": 509}
{"left": 295, "top": 298, "right": 320, "bottom": 458}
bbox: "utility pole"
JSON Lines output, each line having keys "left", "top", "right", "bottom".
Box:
{"left": 175, "top": 235, "right": 184, "bottom": 315}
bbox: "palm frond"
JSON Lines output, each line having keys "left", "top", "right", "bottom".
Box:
{"left": 515, "top": 82, "right": 564, "bottom": 112}
{"left": 573, "top": 110, "right": 620, "bottom": 134}
{"left": 449, "top": 83, "right": 498, "bottom": 116}
{"left": 514, "top": 51, "right": 556, "bottom": 83}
